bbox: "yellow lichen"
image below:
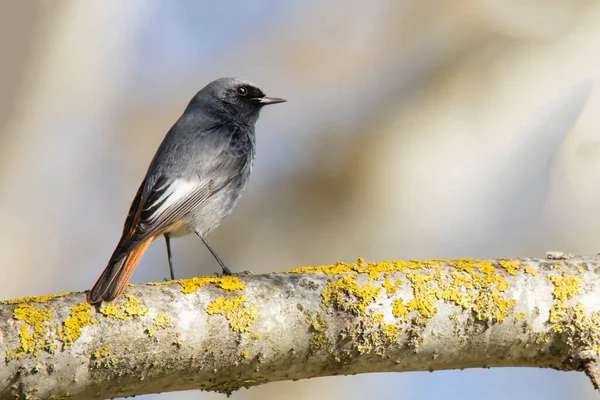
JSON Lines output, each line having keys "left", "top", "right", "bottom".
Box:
{"left": 373, "top": 314, "right": 401, "bottom": 339}
{"left": 98, "top": 303, "right": 126, "bottom": 319}
{"left": 392, "top": 298, "right": 408, "bottom": 321}
{"left": 0, "top": 292, "right": 74, "bottom": 305}
{"left": 4, "top": 257, "right": 566, "bottom": 370}
{"left": 547, "top": 272, "right": 594, "bottom": 346}
{"left": 553, "top": 265, "right": 562, "bottom": 271}
{"left": 179, "top": 276, "right": 246, "bottom": 294}
{"left": 514, "top": 312, "right": 525, "bottom": 322}
{"left": 454, "top": 260, "right": 518, "bottom": 323}
{"left": 535, "top": 330, "right": 550, "bottom": 345}
{"left": 524, "top": 266, "right": 537, "bottom": 276}
{"left": 305, "top": 310, "right": 329, "bottom": 351}
{"left": 321, "top": 275, "right": 380, "bottom": 314}
{"left": 497, "top": 281, "right": 510, "bottom": 292}
{"left": 472, "top": 291, "right": 517, "bottom": 324}
{"left": 437, "top": 287, "right": 472, "bottom": 310}
{"left": 92, "top": 345, "right": 111, "bottom": 359}
{"left": 91, "top": 345, "right": 118, "bottom": 369}
{"left": 477, "top": 261, "right": 497, "bottom": 276}
{"left": 147, "top": 280, "right": 175, "bottom": 286}
{"left": 382, "top": 278, "right": 402, "bottom": 296}
{"left": 240, "top": 350, "right": 249, "bottom": 359}
{"left": 289, "top": 257, "right": 521, "bottom": 282}
{"left": 310, "top": 332, "right": 329, "bottom": 350}
{"left": 11, "top": 303, "right": 55, "bottom": 358}
{"left": 294, "top": 258, "right": 522, "bottom": 329}
{"left": 153, "top": 314, "right": 173, "bottom": 329}
{"left": 122, "top": 293, "right": 148, "bottom": 316}
{"left": 549, "top": 305, "right": 566, "bottom": 328}
{"left": 549, "top": 273, "right": 582, "bottom": 301}
{"left": 146, "top": 314, "right": 175, "bottom": 340}
{"left": 289, "top": 258, "right": 450, "bottom": 280}
{"left": 206, "top": 296, "right": 258, "bottom": 333}
{"left": 99, "top": 293, "right": 148, "bottom": 319}
{"left": 296, "top": 257, "right": 529, "bottom": 356}
{"left": 306, "top": 310, "right": 328, "bottom": 332}
{"left": 382, "top": 322, "right": 400, "bottom": 338}
{"left": 345, "top": 314, "right": 401, "bottom": 356}
{"left": 451, "top": 271, "right": 473, "bottom": 288}
{"left": 251, "top": 333, "right": 260, "bottom": 340}
{"left": 57, "top": 302, "right": 97, "bottom": 349}
{"left": 548, "top": 301, "right": 600, "bottom": 354}
{"left": 288, "top": 262, "right": 355, "bottom": 276}
{"left": 499, "top": 260, "right": 521, "bottom": 276}
{"left": 313, "top": 283, "right": 401, "bottom": 356}
{"left": 453, "top": 259, "right": 474, "bottom": 273}
{"left": 405, "top": 273, "right": 438, "bottom": 319}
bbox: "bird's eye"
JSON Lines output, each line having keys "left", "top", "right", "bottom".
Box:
{"left": 237, "top": 86, "right": 248, "bottom": 96}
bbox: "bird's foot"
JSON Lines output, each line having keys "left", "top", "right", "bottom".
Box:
{"left": 212, "top": 269, "right": 253, "bottom": 277}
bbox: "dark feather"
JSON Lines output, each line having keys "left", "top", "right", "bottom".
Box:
{"left": 110, "top": 123, "right": 252, "bottom": 260}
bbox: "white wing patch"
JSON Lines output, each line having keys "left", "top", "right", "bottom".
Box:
{"left": 147, "top": 178, "right": 198, "bottom": 222}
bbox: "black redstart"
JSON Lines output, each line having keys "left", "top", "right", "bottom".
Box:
{"left": 87, "top": 77, "right": 285, "bottom": 304}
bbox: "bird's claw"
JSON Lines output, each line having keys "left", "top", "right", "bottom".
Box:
{"left": 212, "top": 270, "right": 253, "bottom": 277}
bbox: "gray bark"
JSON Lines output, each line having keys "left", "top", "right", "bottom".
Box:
{"left": 1, "top": 254, "right": 599, "bottom": 399}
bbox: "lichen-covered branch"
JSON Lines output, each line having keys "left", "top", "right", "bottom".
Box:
{"left": 1, "top": 254, "right": 600, "bottom": 399}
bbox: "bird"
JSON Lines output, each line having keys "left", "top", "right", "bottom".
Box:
{"left": 87, "top": 77, "right": 286, "bottom": 304}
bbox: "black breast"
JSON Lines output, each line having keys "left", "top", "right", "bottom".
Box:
{"left": 227, "top": 125, "right": 256, "bottom": 158}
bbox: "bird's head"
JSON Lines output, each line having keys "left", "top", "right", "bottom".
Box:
{"left": 192, "top": 77, "right": 286, "bottom": 125}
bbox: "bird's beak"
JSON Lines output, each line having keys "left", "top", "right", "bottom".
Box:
{"left": 256, "top": 96, "right": 287, "bottom": 105}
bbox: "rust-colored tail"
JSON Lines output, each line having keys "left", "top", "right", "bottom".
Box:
{"left": 87, "top": 239, "right": 153, "bottom": 304}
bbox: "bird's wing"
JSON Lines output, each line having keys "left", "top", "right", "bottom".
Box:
{"left": 111, "top": 124, "right": 252, "bottom": 259}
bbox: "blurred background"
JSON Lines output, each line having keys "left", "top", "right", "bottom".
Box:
{"left": 1, "top": 1, "right": 599, "bottom": 399}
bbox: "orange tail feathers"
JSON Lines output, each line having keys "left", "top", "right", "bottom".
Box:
{"left": 87, "top": 238, "right": 154, "bottom": 304}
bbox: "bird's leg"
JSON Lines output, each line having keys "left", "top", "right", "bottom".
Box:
{"left": 195, "top": 231, "right": 252, "bottom": 276}
{"left": 196, "top": 232, "right": 252, "bottom": 275}
{"left": 164, "top": 234, "right": 176, "bottom": 280}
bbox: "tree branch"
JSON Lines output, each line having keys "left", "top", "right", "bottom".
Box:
{"left": 1, "top": 254, "right": 600, "bottom": 399}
